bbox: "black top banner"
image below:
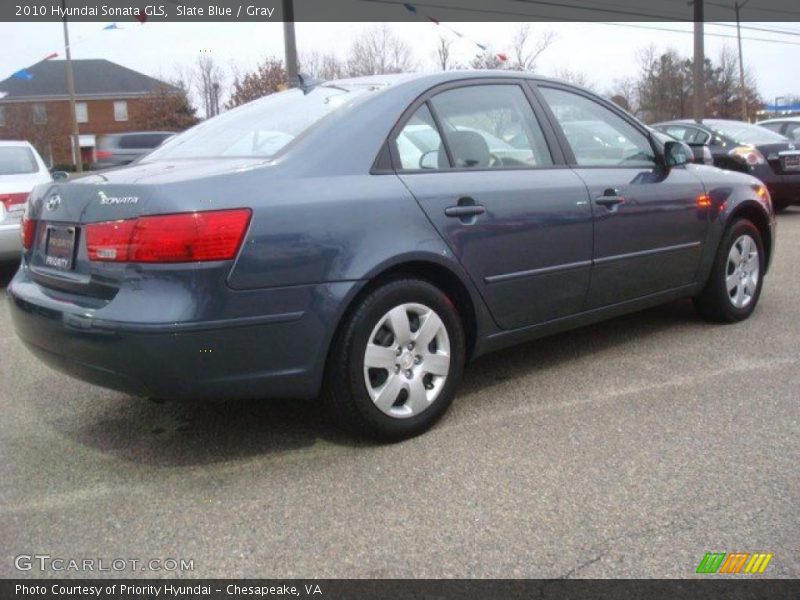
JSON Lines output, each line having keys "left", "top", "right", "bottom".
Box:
{"left": 3, "top": 0, "right": 800, "bottom": 22}
{"left": 3, "top": 579, "right": 800, "bottom": 600}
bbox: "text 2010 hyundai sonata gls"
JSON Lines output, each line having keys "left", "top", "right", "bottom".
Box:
{"left": 8, "top": 71, "right": 775, "bottom": 440}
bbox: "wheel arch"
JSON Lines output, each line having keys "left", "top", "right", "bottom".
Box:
{"left": 329, "top": 254, "right": 490, "bottom": 366}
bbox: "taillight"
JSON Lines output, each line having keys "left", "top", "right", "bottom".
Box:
{"left": 95, "top": 150, "right": 113, "bottom": 160}
{"left": 86, "top": 209, "right": 252, "bottom": 263}
{"left": 21, "top": 214, "right": 37, "bottom": 249}
{"left": 729, "top": 146, "right": 766, "bottom": 166}
{"left": 0, "top": 192, "right": 29, "bottom": 212}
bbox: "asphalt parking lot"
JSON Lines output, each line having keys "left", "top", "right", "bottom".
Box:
{"left": 1, "top": 209, "right": 798, "bottom": 580}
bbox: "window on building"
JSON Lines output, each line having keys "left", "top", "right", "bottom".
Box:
{"left": 113, "top": 101, "right": 128, "bottom": 122}
{"left": 32, "top": 103, "right": 47, "bottom": 125}
{"left": 0, "top": 106, "right": 5, "bottom": 127}
{"left": 75, "top": 102, "right": 88, "bottom": 124}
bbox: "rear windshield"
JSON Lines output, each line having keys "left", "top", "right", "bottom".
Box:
{"left": 708, "top": 121, "right": 787, "bottom": 144}
{"left": 145, "top": 84, "right": 378, "bottom": 160}
{"left": 0, "top": 146, "right": 38, "bottom": 175}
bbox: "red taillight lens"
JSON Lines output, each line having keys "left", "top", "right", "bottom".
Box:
{"left": 86, "top": 209, "right": 252, "bottom": 263}
{"left": 95, "top": 150, "right": 113, "bottom": 160}
{"left": 1, "top": 192, "right": 29, "bottom": 212}
{"left": 21, "top": 215, "right": 37, "bottom": 250}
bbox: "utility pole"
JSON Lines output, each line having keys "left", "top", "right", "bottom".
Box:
{"left": 282, "top": 0, "right": 298, "bottom": 88}
{"left": 735, "top": 0, "right": 751, "bottom": 121}
{"left": 61, "top": 0, "right": 82, "bottom": 172}
{"left": 693, "top": 0, "right": 705, "bottom": 123}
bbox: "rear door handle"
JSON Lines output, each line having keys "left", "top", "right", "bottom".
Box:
{"left": 595, "top": 188, "right": 625, "bottom": 208}
{"left": 444, "top": 205, "right": 486, "bottom": 217}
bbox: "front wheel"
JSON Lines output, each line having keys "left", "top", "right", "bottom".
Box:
{"left": 694, "top": 219, "right": 765, "bottom": 323}
{"left": 325, "top": 278, "right": 465, "bottom": 441}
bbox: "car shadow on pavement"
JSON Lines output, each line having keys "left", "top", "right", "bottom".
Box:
{"left": 0, "top": 260, "right": 18, "bottom": 287}
{"left": 46, "top": 299, "right": 705, "bottom": 468}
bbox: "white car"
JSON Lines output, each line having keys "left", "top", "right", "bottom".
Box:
{"left": 0, "top": 141, "right": 53, "bottom": 261}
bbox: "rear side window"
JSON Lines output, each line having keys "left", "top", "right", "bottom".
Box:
{"left": 0, "top": 146, "right": 38, "bottom": 175}
{"left": 541, "top": 87, "right": 656, "bottom": 168}
{"left": 118, "top": 134, "right": 171, "bottom": 149}
{"left": 429, "top": 85, "right": 553, "bottom": 169}
{"left": 759, "top": 122, "right": 783, "bottom": 134}
{"left": 395, "top": 105, "right": 444, "bottom": 170}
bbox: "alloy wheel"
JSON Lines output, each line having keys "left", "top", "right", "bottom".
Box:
{"left": 726, "top": 234, "right": 760, "bottom": 309}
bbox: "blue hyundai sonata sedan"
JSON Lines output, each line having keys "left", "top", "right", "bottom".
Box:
{"left": 8, "top": 71, "right": 775, "bottom": 440}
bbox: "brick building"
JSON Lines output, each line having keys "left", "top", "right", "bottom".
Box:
{"left": 0, "top": 59, "right": 179, "bottom": 167}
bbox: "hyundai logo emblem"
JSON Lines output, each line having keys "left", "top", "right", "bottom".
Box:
{"left": 46, "top": 195, "right": 61, "bottom": 211}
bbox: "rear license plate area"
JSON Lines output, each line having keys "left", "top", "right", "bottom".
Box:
{"left": 44, "top": 225, "right": 77, "bottom": 270}
{"left": 783, "top": 155, "right": 800, "bottom": 171}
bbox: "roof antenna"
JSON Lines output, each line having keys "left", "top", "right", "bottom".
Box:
{"left": 296, "top": 73, "right": 324, "bottom": 94}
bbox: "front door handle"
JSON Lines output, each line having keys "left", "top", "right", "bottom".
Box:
{"left": 445, "top": 197, "right": 485, "bottom": 221}
{"left": 595, "top": 188, "right": 625, "bottom": 208}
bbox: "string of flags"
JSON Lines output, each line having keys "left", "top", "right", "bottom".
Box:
{"left": 402, "top": 2, "right": 508, "bottom": 63}
{"left": 10, "top": 19, "right": 138, "bottom": 81}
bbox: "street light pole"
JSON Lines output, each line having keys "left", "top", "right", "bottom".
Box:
{"left": 61, "top": 0, "right": 82, "bottom": 172}
{"left": 282, "top": 0, "right": 298, "bottom": 88}
{"left": 693, "top": 0, "right": 705, "bottom": 123}
{"left": 735, "top": 0, "right": 751, "bottom": 121}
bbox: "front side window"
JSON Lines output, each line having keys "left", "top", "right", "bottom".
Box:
{"left": 540, "top": 87, "right": 656, "bottom": 168}
{"left": 32, "top": 103, "right": 47, "bottom": 124}
{"left": 114, "top": 101, "right": 128, "bottom": 122}
{"left": 428, "top": 85, "right": 553, "bottom": 169}
{"left": 75, "top": 102, "right": 88, "bottom": 123}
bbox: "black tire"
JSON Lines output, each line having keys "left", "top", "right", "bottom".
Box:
{"left": 693, "top": 219, "right": 765, "bottom": 323}
{"left": 324, "top": 278, "right": 465, "bottom": 442}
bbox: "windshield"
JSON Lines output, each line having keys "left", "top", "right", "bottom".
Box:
{"left": 0, "top": 146, "right": 38, "bottom": 175}
{"left": 708, "top": 121, "right": 787, "bottom": 144}
{"left": 145, "top": 84, "right": 378, "bottom": 161}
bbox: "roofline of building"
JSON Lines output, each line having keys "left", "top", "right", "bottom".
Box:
{"left": 0, "top": 91, "right": 179, "bottom": 103}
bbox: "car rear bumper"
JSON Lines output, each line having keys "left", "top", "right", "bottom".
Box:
{"left": 7, "top": 268, "right": 362, "bottom": 400}
{"left": 759, "top": 171, "right": 800, "bottom": 205}
{"left": 0, "top": 222, "right": 21, "bottom": 260}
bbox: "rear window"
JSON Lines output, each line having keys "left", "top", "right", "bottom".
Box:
{"left": 0, "top": 146, "right": 38, "bottom": 175}
{"left": 708, "top": 121, "right": 787, "bottom": 144}
{"left": 145, "top": 84, "right": 378, "bottom": 161}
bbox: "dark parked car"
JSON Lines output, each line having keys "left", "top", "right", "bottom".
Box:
{"left": 757, "top": 117, "right": 800, "bottom": 142}
{"left": 9, "top": 72, "right": 775, "bottom": 440}
{"left": 653, "top": 119, "right": 800, "bottom": 211}
{"left": 92, "top": 131, "right": 175, "bottom": 169}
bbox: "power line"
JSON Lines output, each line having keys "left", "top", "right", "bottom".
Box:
{"left": 363, "top": 0, "right": 800, "bottom": 47}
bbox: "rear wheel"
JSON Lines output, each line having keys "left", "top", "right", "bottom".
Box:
{"left": 694, "top": 219, "right": 764, "bottom": 322}
{"left": 325, "top": 278, "right": 465, "bottom": 441}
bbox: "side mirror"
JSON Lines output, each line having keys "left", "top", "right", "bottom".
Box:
{"left": 51, "top": 170, "right": 69, "bottom": 181}
{"left": 664, "top": 140, "right": 693, "bottom": 167}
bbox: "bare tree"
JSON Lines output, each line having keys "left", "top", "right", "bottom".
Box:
{"left": 193, "top": 55, "right": 226, "bottom": 119}
{"left": 470, "top": 51, "right": 506, "bottom": 70}
{"left": 345, "top": 25, "right": 415, "bottom": 76}
{"left": 554, "top": 68, "right": 594, "bottom": 90}
{"left": 299, "top": 51, "right": 346, "bottom": 80}
{"left": 137, "top": 83, "right": 199, "bottom": 131}
{"left": 435, "top": 35, "right": 455, "bottom": 71}
{"left": 607, "top": 77, "right": 638, "bottom": 114}
{"left": 509, "top": 25, "right": 556, "bottom": 72}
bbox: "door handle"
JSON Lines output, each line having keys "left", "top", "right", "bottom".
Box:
{"left": 445, "top": 197, "right": 485, "bottom": 220}
{"left": 444, "top": 205, "right": 486, "bottom": 217}
{"left": 595, "top": 188, "right": 625, "bottom": 208}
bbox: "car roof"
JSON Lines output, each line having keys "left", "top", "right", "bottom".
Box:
{"left": 0, "top": 140, "right": 34, "bottom": 148}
